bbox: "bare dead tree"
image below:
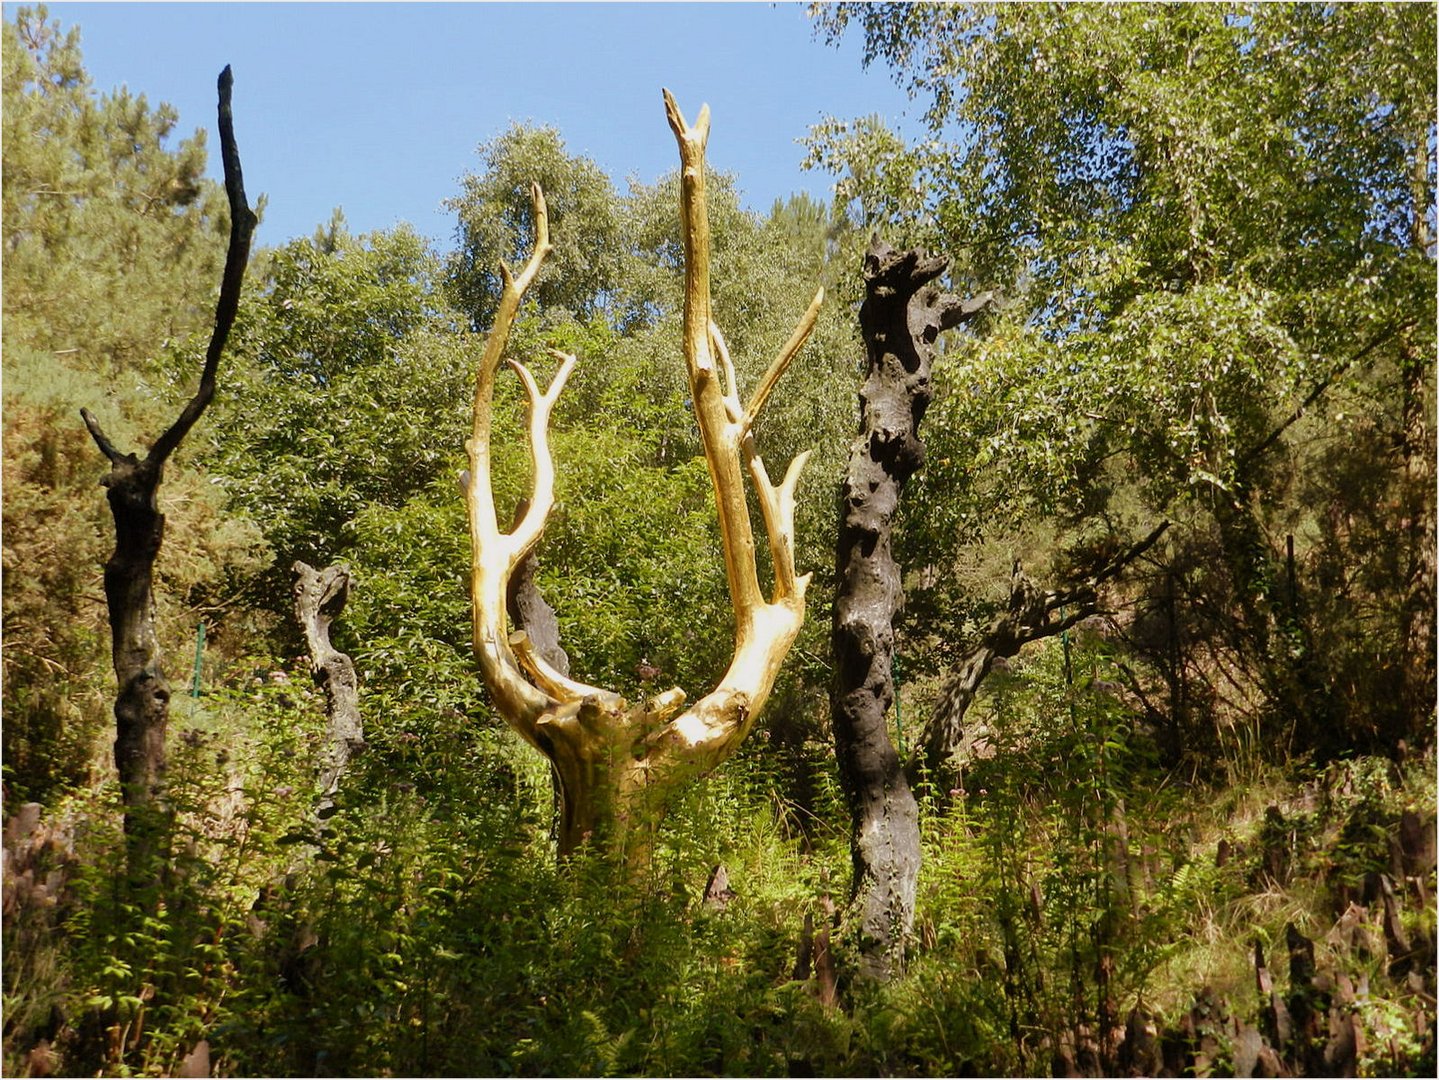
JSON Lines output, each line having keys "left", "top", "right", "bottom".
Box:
{"left": 292, "top": 562, "right": 364, "bottom": 815}
{"left": 912, "top": 521, "right": 1171, "bottom": 783}
{"left": 462, "top": 91, "right": 823, "bottom": 862}
{"left": 80, "top": 67, "right": 256, "bottom": 869}
{"left": 831, "top": 240, "right": 990, "bottom": 979}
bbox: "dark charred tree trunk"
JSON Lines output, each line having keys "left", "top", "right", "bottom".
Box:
{"left": 292, "top": 562, "right": 364, "bottom": 814}
{"left": 913, "top": 525, "right": 1169, "bottom": 784}
{"left": 506, "top": 499, "right": 570, "bottom": 676}
{"left": 80, "top": 68, "right": 256, "bottom": 873}
{"left": 831, "top": 240, "right": 988, "bottom": 979}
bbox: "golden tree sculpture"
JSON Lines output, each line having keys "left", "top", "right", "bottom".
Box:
{"left": 463, "top": 91, "right": 823, "bottom": 860}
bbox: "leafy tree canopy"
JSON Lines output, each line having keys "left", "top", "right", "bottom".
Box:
{"left": 807, "top": 0, "right": 1435, "bottom": 758}
{"left": 445, "top": 123, "right": 625, "bottom": 331}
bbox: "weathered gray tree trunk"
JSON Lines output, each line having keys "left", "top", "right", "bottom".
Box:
{"left": 292, "top": 562, "right": 364, "bottom": 812}
{"left": 831, "top": 240, "right": 987, "bottom": 979}
{"left": 80, "top": 68, "right": 255, "bottom": 873}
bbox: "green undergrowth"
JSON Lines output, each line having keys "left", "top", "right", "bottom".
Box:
{"left": 4, "top": 663, "right": 1434, "bottom": 1077}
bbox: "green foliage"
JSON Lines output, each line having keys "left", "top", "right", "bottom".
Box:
{"left": 2, "top": 351, "right": 116, "bottom": 800}
{"left": 2, "top": 8, "right": 269, "bottom": 800}
{"left": 905, "top": 633, "right": 1437, "bottom": 1077}
{"left": 540, "top": 428, "right": 730, "bottom": 695}
{"left": 7, "top": 6, "right": 1434, "bottom": 1075}
{"left": 2, "top": 5, "right": 231, "bottom": 371}
{"left": 810, "top": 0, "right": 1437, "bottom": 768}
{"left": 446, "top": 123, "right": 625, "bottom": 331}
{"left": 812, "top": 3, "right": 1434, "bottom": 290}
{"left": 10, "top": 661, "right": 1432, "bottom": 1077}
{"left": 204, "top": 223, "right": 468, "bottom": 606}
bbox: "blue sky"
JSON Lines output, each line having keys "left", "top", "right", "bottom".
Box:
{"left": 25, "top": 2, "right": 922, "bottom": 248}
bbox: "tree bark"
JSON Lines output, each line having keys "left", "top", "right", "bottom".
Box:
{"left": 506, "top": 500, "right": 569, "bottom": 676}
{"left": 913, "top": 525, "right": 1169, "bottom": 784}
{"left": 292, "top": 562, "right": 364, "bottom": 813}
{"left": 831, "top": 239, "right": 988, "bottom": 979}
{"left": 80, "top": 68, "right": 255, "bottom": 873}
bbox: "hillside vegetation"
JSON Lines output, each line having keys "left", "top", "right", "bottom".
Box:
{"left": 3, "top": 4, "right": 1434, "bottom": 1076}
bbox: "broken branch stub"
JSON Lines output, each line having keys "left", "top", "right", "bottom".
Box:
{"left": 292, "top": 561, "right": 364, "bottom": 814}
{"left": 464, "top": 92, "right": 820, "bottom": 859}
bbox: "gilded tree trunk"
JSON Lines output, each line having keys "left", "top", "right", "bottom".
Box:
{"left": 832, "top": 240, "right": 986, "bottom": 979}
{"left": 463, "top": 92, "right": 820, "bottom": 863}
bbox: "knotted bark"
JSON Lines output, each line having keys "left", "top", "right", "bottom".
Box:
{"left": 831, "top": 240, "right": 988, "bottom": 979}
{"left": 292, "top": 562, "right": 364, "bottom": 812}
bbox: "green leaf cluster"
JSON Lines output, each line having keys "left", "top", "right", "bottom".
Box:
{"left": 810, "top": 0, "right": 1436, "bottom": 762}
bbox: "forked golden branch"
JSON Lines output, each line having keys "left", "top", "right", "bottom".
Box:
{"left": 464, "top": 92, "right": 822, "bottom": 859}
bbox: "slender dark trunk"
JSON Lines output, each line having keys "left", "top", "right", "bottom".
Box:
{"left": 81, "top": 68, "right": 255, "bottom": 875}
{"left": 831, "top": 239, "right": 988, "bottom": 979}
{"left": 100, "top": 460, "right": 172, "bottom": 864}
{"left": 292, "top": 562, "right": 364, "bottom": 815}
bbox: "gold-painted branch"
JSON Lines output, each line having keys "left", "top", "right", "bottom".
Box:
{"left": 644, "top": 687, "right": 688, "bottom": 727}
{"left": 464, "top": 93, "right": 822, "bottom": 859}
{"left": 708, "top": 321, "right": 742, "bottom": 416}
{"left": 466, "top": 183, "right": 563, "bottom": 743}
{"left": 664, "top": 87, "right": 765, "bottom": 621}
{"left": 501, "top": 183, "right": 552, "bottom": 303}
{"left": 468, "top": 182, "right": 554, "bottom": 546}
{"left": 506, "top": 349, "right": 576, "bottom": 563}
{"left": 650, "top": 88, "right": 818, "bottom": 765}
{"left": 510, "top": 628, "right": 619, "bottom": 709}
{"left": 744, "top": 287, "right": 825, "bottom": 436}
{"left": 745, "top": 446, "right": 813, "bottom": 602}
